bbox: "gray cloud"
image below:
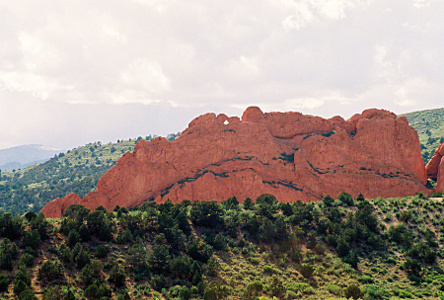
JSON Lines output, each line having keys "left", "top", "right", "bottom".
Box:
{"left": 1, "top": 0, "right": 443, "bottom": 149}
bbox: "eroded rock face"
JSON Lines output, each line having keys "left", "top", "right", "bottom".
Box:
{"left": 426, "top": 142, "right": 444, "bottom": 192}
{"left": 41, "top": 107, "right": 429, "bottom": 218}
{"left": 41, "top": 193, "right": 81, "bottom": 218}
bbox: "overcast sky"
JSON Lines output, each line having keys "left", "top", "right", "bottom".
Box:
{"left": 1, "top": 0, "right": 443, "bottom": 150}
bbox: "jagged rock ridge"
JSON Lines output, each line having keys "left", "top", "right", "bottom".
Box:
{"left": 41, "top": 107, "right": 430, "bottom": 218}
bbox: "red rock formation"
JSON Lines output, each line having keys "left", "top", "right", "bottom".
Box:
{"left": 41, "top": 107, "right": 429, "bottom": 218}
{"left": 41, "top": 193, "right": 81, "bottom": 218}
{"left": 425, "top": 142, "right": 444, "bottom": 192}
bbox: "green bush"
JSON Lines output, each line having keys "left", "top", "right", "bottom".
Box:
{"left": 203, "top": 285, "right": 229, "bottom": 300}
{"left": 74, "top": 244, "right": 91, "bottom": 269}
{"left": 150, "top": 274, "right": 166, "bottom": 292}
{"left": 0, "top": 273, "right": 8, "bottom": 292}
{"left": 13, "top": 279, "right": 29, "bottom": 296}
{"left": 358, "top": 275, "right": 375, "bottom": 284}
{"left": 323, "top": 195, "right": 335, "bottom": 207}
{"left": 84, "top": 283, "right": 112, "bottom": 299}
{"left": 326, "top": 284, "right": 341, "bottom": 295}
{"left": 190, "top": 200, "right": 224, "bottom": 228}
{"left": 18, "top": 289, "right": 38, "bottom": 300}
{"left": 22, "top": 230, "right": 41, "bottom": 250}
{"left": 79, "top": 264, "right": 94, "bottom": 286}
{"left": 366, "top": 284, "right": 390, "bottom": 300}
{"left": 170, "top": 256, "right": 192, "bottom": 280}
{"left": 187, "top": 238, "right": 213, "bottom": 263}
{"left": 336, "top": 239, "right": 350, "bottom": 257}
{"left": 417, "top": 191, "right": 427, "bottom": 199}
{"left": 95, "top": 244, "right": 108, "bottom": 258}
{"left": 148, "top": 244, "right": 171, "bottom": 274}
{"left": 205, "top": 256, "right": 220, "bottom": 277}
{"left": 269, "top": 276, "right": 285, "bottom": 297}
{"left": 344, "top": 284, "right": 364, "bottom": 300}
{"left": 0, "top": 252, "right": 13, "bottom": 271}
{"left": 299, "top": 264, "right": 314, "bottom": 279}
{"left": 222, "top": 196, "right": 239, "bottom": 210}
{"left": 431, "top": 191, "right": 443, "bottom": 197}
{"left": 66, "top": 229, "right": 81, "bottom": 247}
{"left": 18, "top": 253, "right": 34, "bottom": 267}
{"left": 179, "top": 286, "right": 192, "bottom": 300}
{"left": 338, "top": 192, "right": 354, "bottom": 206}
{"left": 108, "top": 264, "right": 126, "bottom": 287}
{"left": 243, "top": 198, "right": 254, "bottom": 210}
{"left": 14, "top": 266, "right": 31, "bottom": 287}
{"left": 286, "top": 282, "right": 314, "bottom": 295}
{"left": 42, "top": 286, "right": 62, "bottom": 300}
{"left": 212, "top": 233, "right": 228, "bottom": 251}
{"left": 409, "top": 241, "right": 437, "bottom": 264}
{"left": 38, "top": 260, "right": 64, "bottom": 282}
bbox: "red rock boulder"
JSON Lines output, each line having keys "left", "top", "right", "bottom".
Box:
{"left": 41, "top": 193, "right": 82, "bottom": 218}
{"left": 426, "top": 142, "right": 444, "bottom": 192}
{"left": 41, "top": 107, "right": 429, "bottom": 218}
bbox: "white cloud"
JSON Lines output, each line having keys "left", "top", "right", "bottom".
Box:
{"left": 394, "top": 77, "right": 431, "bottom": 106}
{"left": 120, "top": 58, "right": 170, "bottom": 94}
{"left": 1, "top": 0, "right": 444, "bottom": 149}
{"left": 0, "top": 71, "right": 65, "bottom": 100}
{"left": 315, "top": 0, "right": 349, "bottom": 20}
{"left": 394, "top": 98, "right": 417, "bottom": 107}
{"left": 230, "top": 91, "right": 350, "bottom": 113}
{"left": 373, "top": 45, "right": 415, "bottom": 84}
{"left": 133, "top": 0, "right": 175, "bottom": 11}
{"left": 100, "top": 21, "right": 127, "bottom": 44}
{"left": 413, "top": 0, "right": 435, "bottom": 8}
{"left": 108, "top": 90, "right": 161, "bottom": 105}
{"left": 18, "top": 32, "right": 63, "bottom": 73}
{"left": 280, "top": 0, "right": 374, "bottom": 30}
{"left": 284, "top": 98, "right": 324, "bottom": 109}
{"left": 282, "top": 1, "right": 314, "bottom": 30}
{"left": 225, "top": 55, "right": 260, "bottom": 79}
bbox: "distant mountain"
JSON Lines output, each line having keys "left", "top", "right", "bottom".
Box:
{"left": 403, "top": 108, "right": 444, "bottom": 164}
{"left": 0, "top": 144, "right": 63, "bottom": 171}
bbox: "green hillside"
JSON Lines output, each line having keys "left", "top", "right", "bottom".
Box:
{"left": 0, "top": 193, "right": 442, "bottom": 299}
{"left": 0, "top": 134, "right": 179, "bottom": 215}
{"left": 403, "top": 108, "right": 444, "bottom": 164}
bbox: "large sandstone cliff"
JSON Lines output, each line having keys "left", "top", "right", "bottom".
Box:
{"left": 41, "top": 107, "right": 430, "bottom": 218}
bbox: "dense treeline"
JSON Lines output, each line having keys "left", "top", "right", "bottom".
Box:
{"left": 0, "top": 192, "right": 441, "bottom": 299}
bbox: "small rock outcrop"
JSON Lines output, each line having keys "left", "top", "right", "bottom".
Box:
{"left": 41, "top": 193, "right": 81, "bottom": 218}
{"left": 41, "top": 107, "right": 429, "bottom": 218}
{"left": 426, "top": 142, "right": 444, "bottom": 192}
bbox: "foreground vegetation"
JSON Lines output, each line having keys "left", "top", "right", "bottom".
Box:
{"left": 0, "top": 192, "right": 443, "bottom": 299}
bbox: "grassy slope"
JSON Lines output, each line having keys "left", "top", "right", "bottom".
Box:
{"left": 2, "top": 194, "right": 444, "bottom": 300}
{"left": 403, "top": 108, "right": 444, "bottom": 163}
{"left": 215, "top": 196, "right": 444, "bottom": 300}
